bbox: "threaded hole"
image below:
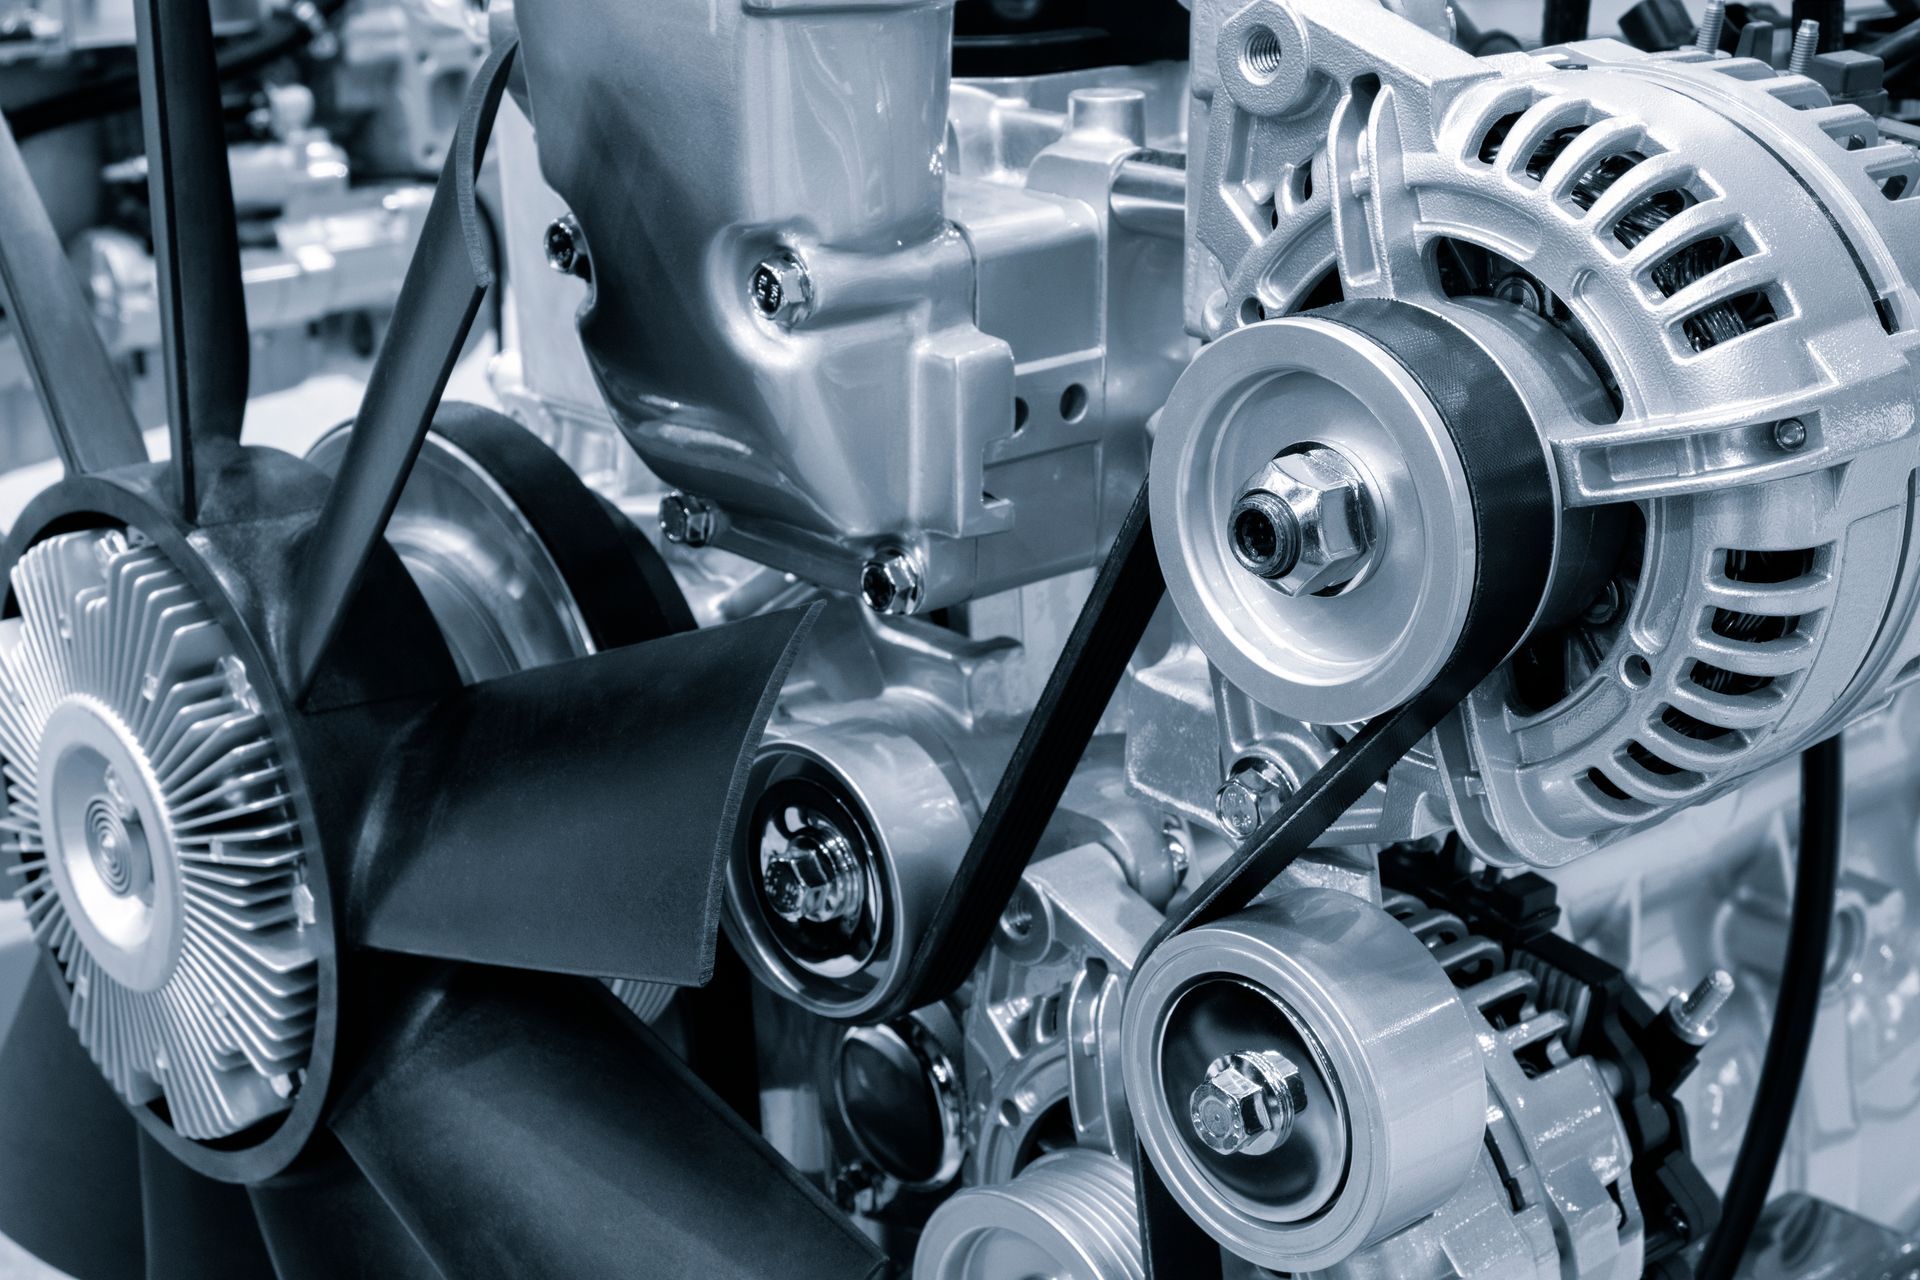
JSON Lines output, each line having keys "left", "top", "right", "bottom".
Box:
{"left": 1242, "top": 25, "right": 1284, "bottom": 82}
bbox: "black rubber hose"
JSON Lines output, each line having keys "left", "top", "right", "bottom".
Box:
{"left": 4, "top": 0, "right": 350, "bottom": 142}
{"left": 1694, "top": 734, "right": 1844, "bottom": 1280}
{"left": 1867, "top": 14, "right": 1920, "bottom": 65}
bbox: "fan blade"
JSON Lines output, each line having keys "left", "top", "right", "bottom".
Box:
{"left": 0, "top": 966, "right": 144, "bottom": 1280}
{"left": 131, "top": 0, "right": 250, "bottom": 521}
{"left": 330, "top": 964, "right": 889, "bottom": 1280}
{"left": 350, "top": 606, "right": 815, "bottom": 984}
{"left": 0, "top": 114, "right": 148, "bottom": 474}
{"left": 138, "top": 1132, "right": 274, "bottom": 1280}
{"left": 248, "top": 1142, "right": 442, "bottom": 1280}
{"left": 290, "top": 39, "right": 519, "bottom": 703}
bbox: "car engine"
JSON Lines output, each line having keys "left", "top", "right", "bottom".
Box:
{"left": 2, "top": 0, "right": 1919, "bottom": 1277}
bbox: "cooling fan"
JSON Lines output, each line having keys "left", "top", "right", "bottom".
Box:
{"left": 0, "top": 5, "right": 887, "bottom": 1279}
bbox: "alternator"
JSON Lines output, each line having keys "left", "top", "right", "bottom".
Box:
{"left": 1164, "top": 0, "right": 1920, "bottom": 864}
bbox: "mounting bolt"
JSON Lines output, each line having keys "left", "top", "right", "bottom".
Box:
{"left": 859, "top": 549, "right": 923, "bottom": 616}
{"left": 750, "top": 251, "right": 812, "bottom": 325}
{"left": 544, "top": 214, "right": 591, "bottom": 280}
{"left": 1694, "top": 0, "right": 1726, "bottom": 52}
{"left": 1214, "top": 758, "right": 1290, "bottom": 840}
{"left": 1189, "top": 1050, "right": 1307, "bottom": 1157}
{"left": 1666, "top": 968, "right": 1735, "bottom": 1044}
{"left": 763, "top": 819, "right": 865, "bottom": 924}
{"left": 1788, "top": 19, "right": 1819, "bottom": 75}
{"left": 659, "top": 493, "right": 719, "bottom": 548}
{"left": 1772, "top": 418, "right": 1809, "bottom": 452}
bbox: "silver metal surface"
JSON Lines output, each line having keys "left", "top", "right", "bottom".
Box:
{"left": 914, "top": 1148, "right": 1144, "bottom": 1280}
{"left": 1174, "top": 0, "right": 1920, "bottom": 869}
{"left": 1123, "top": 888, "right": 1485, "bottom": 1271}
{"left": 1151, "top": 316, "right": 1480, "bottom": 724}
{"left": 0, "top": 532, "right": 317, "bottom": 1140}
{"left": 306, "top": 425, "right": 595, "bottom": 683}
{"left": 510, "top": 0, "right": 1189, "bottom": 610}
{"left": 1188, "top": 1049, "right": 1305, "bottom": 1157}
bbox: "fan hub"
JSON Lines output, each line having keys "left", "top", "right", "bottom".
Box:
{"left": 38, "top": 697, "right": 179, "bottom": 990}
{"left": 2, "top": 529, "right": 322, "bottom": 1141}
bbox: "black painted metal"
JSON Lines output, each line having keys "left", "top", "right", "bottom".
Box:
{"left": 878, "top": 478, "right": 1164, "bottom": 1023}
{"left": 1541, "top": 0, "right": 1593, "bottom": 45}
{"left": 350, "top": 606, "right": 816, "bottom": 983}
{"left": 291, "top": 39, "right": 520, "bottom": 703}
{"left": 139, "top": 1132, "right": 277, "bottom": 1280}
{"left": 0, "top": 967, "right": 145, "bottom": 1280}
{"left": 0, "top": 113, "right": 149, "bottom": 475}
{"left": 330, "top": 964, "right": 891, "bottom": 1280}
{"left": 1132, "top": 300, "right": 1561, "bottom": 1276}
{"left": 132, "top": 0, "right": 251, "bottom": 521}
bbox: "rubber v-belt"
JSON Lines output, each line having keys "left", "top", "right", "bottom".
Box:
{"left": 862, "top": 299, "right": 1559, "bottom": 1271}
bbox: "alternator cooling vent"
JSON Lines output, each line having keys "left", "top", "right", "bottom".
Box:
{"left": 0, "top": 531, "right": 317, "bottom": 1140}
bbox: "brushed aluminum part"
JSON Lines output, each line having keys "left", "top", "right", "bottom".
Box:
{"left": 1351, "top": 891, "right": 1644, "bottom": 1279}
{"left": 1122, "top": 888, "right": 1485, "bottom": 1272}
{"left": 967, "top": 841, "right": 1166, "bottom": 1188}
{"left": 307, "top": 425, "right": 595, "bottom": 683}
{"left": 510, "top": 0, "right": 1187, "bottom": 610}
{"left": 1150, "top": 315, "right": 1478, "bottom": 723}
{"left": 913, "top": 1148, "right": 1143, "bottom": 1280}
{"left": 1181, "top": 0, "right": 1920, "bottom": 865}
{"left": 0, "top": 530, "right": 317, "bottom": 1140}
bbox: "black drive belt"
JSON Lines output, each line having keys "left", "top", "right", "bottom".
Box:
{"left": 1129, "top": 298, "right": 1561, "bottom": 1275}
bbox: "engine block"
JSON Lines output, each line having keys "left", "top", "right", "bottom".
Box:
{"left": 4, "top": 0, "right": 1920, "bottom": 1277}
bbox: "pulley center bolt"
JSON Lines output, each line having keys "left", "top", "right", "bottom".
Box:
{"left": 1226, "top": 446, "right": 1376, "bottom": 597}
{"left": 764, "top": 821, "right": 865, "bottom": 925}
{"left": 1228, "top": 492, "right": 1301, "bottom": 579}
{"left": 1189, "top": 1049, "right": 1307, "bottom": 1157}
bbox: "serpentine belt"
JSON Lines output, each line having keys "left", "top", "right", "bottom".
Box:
{"left": 1130, "top": 298, "right": 1561, "bottom": 1274}
{"left": 859, "top": 296, "right": 1557, "bottom": 1261}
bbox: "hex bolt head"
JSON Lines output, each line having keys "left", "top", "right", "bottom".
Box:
{"left": 1228, "top": 446, "right": 1375, "bottom": 597}
{"left": 1188, "top": 1049, "right": 1307, "bottom": 1157}
{"left": 544, "top": 214, "right": 590, "bottom": 280}
{"left": 1214, "top": 758, "right": 1290, "bottom": 840}
{"left": 659, "top": 493, "right": 719, "bottom": 548}
{"left": 762, "top": 822, "right": 864, "bottom": 925}
{"left": 750, "top": 252, "right": 812, "bottom": 325}
{"left": 859, "top": 549, "right": 923, "bottom": 616}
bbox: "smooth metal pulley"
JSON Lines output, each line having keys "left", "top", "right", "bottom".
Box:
{"left": 1123, "top": 887, "right": 1486, "bottom": 1272}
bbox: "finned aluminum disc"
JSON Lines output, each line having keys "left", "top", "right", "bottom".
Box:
{"left": 0, "top": 530, "right": 317, "bottom": 1140}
